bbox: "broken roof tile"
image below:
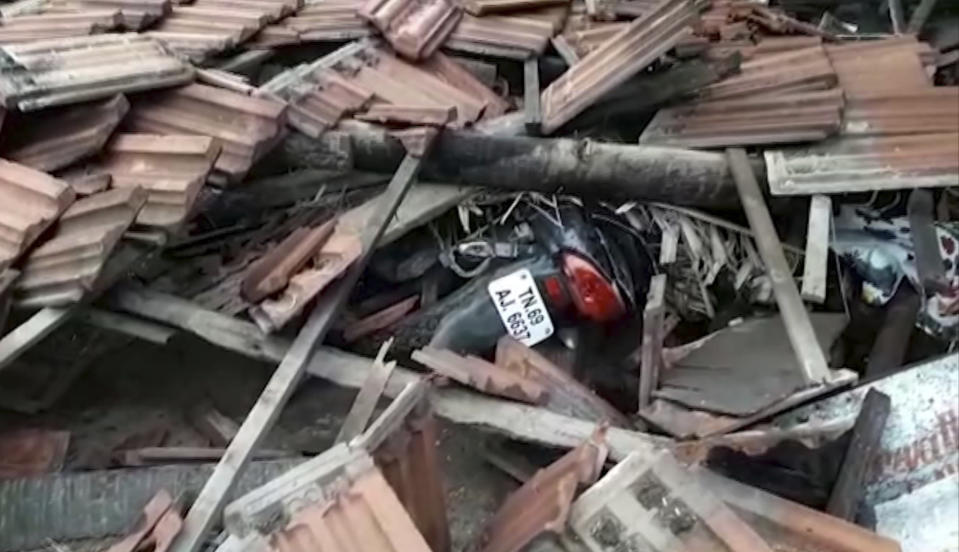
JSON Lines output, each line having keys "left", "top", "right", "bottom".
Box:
{"left": 0, "top": 429, "right": 70, "bottom": 479}
{"left": 481, "top": 428, "right": 607, "bottom": 552}
{"left": 461, "top": 0, "right": 567, "bottom": 16}
{"left": 0, "top": 34, "right": 194, "bottom": 112}
{"left": 343, "top": 295, "right": 418, "bottom": 342}
{"left": 58, "top": 166, "right": 112, "bottom": 196}
{"left": 412, "top": 347, "right": 549, "bottom": 405}
{"left": 15, "top": 186, "right": 147, "bottom": 307}
{"left": 241, "top": 219, "right": 336, "bottom": 303}
{"left": 272, "top": 463, "right": 433, "bottom": 552}
{"left": 51, "top": 0, "right": 173, "bottom": 30}
{"left": 1, "top": 94, "right": 129, "bottom": 172}
{"left": 150, "top": 0, "right": 303, "bottom": 59}
{"left": 841, "top": 87, "right": 959, "bottom": 137}
{"left": 446, "top": 6, "right": 567, "bottom": 59}
{"left": 696, "top": 45, "right": 836, "bottom": 101}
{"left": 257, "top": 39, "right": 506, "bottom": 136}
{"left": 495, "top": 336, "right": 630, "bottom": 426}
{"left": 369, "top": 400, "right": 451, "bottom": 552}
{"left": 826, "top": 36, "right": 934, "bottom": 99}
{"left": 540, "top": 0, "right": 697, "bottom": 133}
{"left": 126, "top": 84, "right": 285, "bottom": 183}
{"left": 569, "top": 451, "right": 774, "bottom": 552}
{"left": 0, "top": 159, "right": 75, "bottom": 271}
{"left": 251, "top": 0, "right": 373, "bottom": 47}
{"left": 356, "top": 104, "right": 456, "bottom": 126}
{"left": 0, "top": 10, "right": 122, "bottom": 44}
{"left": 358, "top": 0, "right": 462, "bottom": 60}
{"left": 765, "top": 133, "right": 959, "bottom": 196}
{"left": 94, "top": 133, "right": 222, "bottom": 227}
{"left": 249, "top": 226, "right": 362, "bottom": 332}
{"left": 639, "top": 88, "right": 844, "bottom": 148}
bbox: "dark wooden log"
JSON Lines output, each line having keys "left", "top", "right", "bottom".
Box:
{"left": 278, "top": 129, "right": 746, "bottom": 208}
{"left": 826, "top": 389, "right": 892, "bottom": 522}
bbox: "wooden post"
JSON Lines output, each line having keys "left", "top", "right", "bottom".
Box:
{"left": 639, "top": 274, "right": 666, "bottom": 411}
{"left": 826, "top": 389, "right": 892, "bottom": 521}
{"left": 726, "top": 148, "right": 831, "bottom": 384}
{"left": 801, "top": 194, "right": 831, "bottom": 304}
{"left": 906, "top": 0, "right": 939, "bottom": 33}
{"left": 524, "top": 57, "right": 542, "bottom": 135}
{"left": 169, "top": 154, "right": 425, "bottom": 552}
{"left": 907, "top": 188, "right": 947, "bottom": 294}
{"left": 888, "top": 0, "right": 906, "bottom": 33}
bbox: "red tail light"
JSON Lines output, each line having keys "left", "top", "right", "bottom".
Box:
{"left": 562, "top": 252, "right": 625, "bottom": 322}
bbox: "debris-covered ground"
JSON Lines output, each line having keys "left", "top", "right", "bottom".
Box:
{"left": 0, "top": 0, "right": 957, "bottom": 550}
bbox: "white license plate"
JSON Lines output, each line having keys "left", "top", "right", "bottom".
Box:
{"left": 487, "top": 269, "right": 554, "bottom": 346}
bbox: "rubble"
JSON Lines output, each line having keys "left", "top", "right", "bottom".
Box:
{"left": 0, "top": 0, "right": 953, "bottom": 550}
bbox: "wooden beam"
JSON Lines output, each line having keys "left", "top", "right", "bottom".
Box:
{"left": 800, "top": 194, "right": 831, "bottom": 304}
{"left": 888, "top": 0, "right": 906, "bottom": 33}
{"left": 826, "top": 389, "right": 892, "bottom": 521}
{"left": 906, "top": 0, "right": 939, "bottom": 34}
{"left": 105, "top": 288, "right": 670, "bottom": 463}
{"left": 638, "top": 274, "right": 666, "bottom": 411}
{"left": 169, "top": 154, "right": 425, "bottom": 552}
{"left": 726, "top": 148, "right": 831, "bottom": 384}
{"left": 523, "top": 57, "right": 542, "bottom": 135}
{"left": 334, "top": 339, "right": 397, "bottom": 444}
{"left": 79, "top": 308, "right": 176, "bottom": 345}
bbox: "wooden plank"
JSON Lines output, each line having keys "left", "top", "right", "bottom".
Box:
{"left": 638, "top": 274, "right": 666, "bottom": 411}
{"left": 800, "top": 194, "right": 831, "bottom": 304}
{"left": 169, "top": 154, "right": 426, "bottom": 552}
{"left": 79, "top": 308, "right": 176, "bottom": 345}
{"left": 888, "top": 0, "right": 906, "bottom": 34}
{"left": 524, "top": 56, "right": 542, "bottom": 135}
{"left": 334, "top": 339, "right": 397, "bottom": 444}
{"left": 826, "top": 389, "right": 892, "bottom": 521}
{"left": 726, "top": 148, "right": 831, "bottom": 384}
{"left": 105, "top": 288, "right": 671, "bottom": 463}
{"left": 550, "top": 36, "right": 580, "bottom": 66}
{"left": 0, "top": 269, "right": 20, "bottom": 333}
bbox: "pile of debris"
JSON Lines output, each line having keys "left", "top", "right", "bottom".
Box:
{"left": 0, "top": 0, "right": 956, "bottom": 549}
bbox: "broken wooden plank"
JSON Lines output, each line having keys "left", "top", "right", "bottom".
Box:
{"left": 240, "top": 220, "right": 336, "bottom": 303}
{"left": 106, "top": 491, "right": 175, "bottom": 552}
{"left": 334, "top": 339, "right": 397, "bottom": 444}
{"left": 907, "top": 188, "right": 948, "bottom": 294}
{"left": 169, "top": 152, "right": 427, "bottom": 552}
{"left": 726, "top": 148, "right": 831, "bottom": 384}
{"left": 801, "top": 194, "right": 831, "bottom": 304}
{"left": 524, "top": 56, "right": 541, "bottom": 135}
{"left": 104, "top": 288, "right": 670, "bottom": 462}
{"left": 79, "top": 308, "right": 176, "bottom": 345}
{"left": 826, "top": 389, "right": 892, "bottom": 521}
{"left": 189, "top": 407, "right": 240, "bottom": 448}
{"left": 342, "top": 295, "right": 418, "bottom": 343}
{"left": 639, "top": 273, "right": 666, "bottom": 412}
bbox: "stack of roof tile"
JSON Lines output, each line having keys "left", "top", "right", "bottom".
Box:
{"left": 640, "top": 43, "right": 843, "bottom": 147}
{"left": 148, "top": 0, "right": 303, "bottom": 60}
{"left": 251, "top": 0, "right": 372, "bottom": 47}
{"left": 14, "top": 186, "right": 147, "bottom": 307}
{"left": 256, "top": 39, "right": 508, "bottom": 137}
{"left": 0, "top": 159, "right": 75, "bottom": 271}
{"left": 461, "top": 0, "right": 566, "bottom": 16}
{"left": 358, "top": 0, "right": 461, "bottom": 60}
{"left": 557, "top": 15, "right": 625, "bottom": 59}
{"left": 47, "top": 0, "right": 173, "bottom": 30}
{"left": 446, "top": 5, "right": 567, "bottom": 58}
{"left": 1, "top": 95, "right": 129, "bottom": 172}
{"left": 541, "top": 0, "right": 696, "bottom": 133}
{"left": 0, "top": 34, "right": 194, "bottom": 111}
{"left": 94, "top": 134, "right": 222, "bottom": 228}
{"left": 0, "top": 10, "right": 122, "bottom": 44}
{"left": 765, "top": 37, "right": 959, "bottom": 195}
{"left": 126, "top": 83, "right": 286, "bottom": 183}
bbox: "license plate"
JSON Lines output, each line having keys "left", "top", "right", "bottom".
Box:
{"left": 487, "top": 269, "right": 554, "bottom": 346}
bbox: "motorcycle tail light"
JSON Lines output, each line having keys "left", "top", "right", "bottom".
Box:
{"left": 562, "top": 252, "right": 626, "bottom": 323}
{"left": 542, "top": 274, "right": 570, "bottom": 310}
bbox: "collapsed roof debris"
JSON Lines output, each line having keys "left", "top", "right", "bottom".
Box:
{"left": 0, "top": 0, "right": 954, "bottom": 550}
